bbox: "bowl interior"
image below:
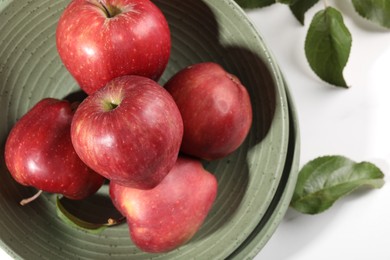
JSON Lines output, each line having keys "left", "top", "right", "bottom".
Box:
{"left": 0, "top": 0, "right": 289, "bottom": 259}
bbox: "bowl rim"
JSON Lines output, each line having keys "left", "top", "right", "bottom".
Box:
{"left": 227, "top": 74, "right": 301, "bottom": 259}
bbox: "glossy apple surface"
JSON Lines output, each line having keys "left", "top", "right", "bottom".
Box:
{"left": 4, "top": 98, "right": 105, "bottom": 200}
{"left": 71, "top": 75, "right": 183, "bottom": 189}
{"left": 109, "top": 156, "right": 218, "bottom": 253}
{"left": 164, "top": 62, "right": 253, "bottom": 160}
{"left": 56, "top": 0, "right": 171, "bottom": 94}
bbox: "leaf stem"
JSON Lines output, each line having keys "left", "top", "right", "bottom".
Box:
{"left": 322, "top": 0, "right": 328, "bottom": 8}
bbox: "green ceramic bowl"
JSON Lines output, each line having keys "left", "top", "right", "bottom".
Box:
{"left": 0, "top": 0, "right": 293, "bottom": 259}
{"left": 229, "top": 77, "right": 300, "bottom": 259}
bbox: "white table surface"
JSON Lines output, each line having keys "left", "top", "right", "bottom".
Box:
{"left": 1, "top": 1, "right": 390, "bottom": 260}
{"left": 250, "top": 2, "right": 390, "bottom": 260}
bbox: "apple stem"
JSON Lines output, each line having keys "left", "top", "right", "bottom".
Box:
{"left": 20, "top": 190, "right": 43, "bottom": 206}
{"left": 102, "top": 98, "right": 121, "bottom": 111}
{"left": 106, "top": 216, "right": 126, "bottom": 226}
{"left": 97, "top": 0, "right": 123, "bottom": 18}
{"left": 99, "top": 1, "right": 112, "bottom": 18}
{"left": 108, "top": 102, "right": 119, "bottom": 110}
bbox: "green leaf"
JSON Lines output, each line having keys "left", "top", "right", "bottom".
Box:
{"left": 305, "top": 7, "right": 352, "bottom": 87}
{"left": 291, "top": 156, "right": 385, "bottom": 214}
{"left": 289, "top": 0, "right": 320, "bottom": 25}
{"left": 56, "top": 196, "right": 123, "bottom": 234}
{"left": 277, "top": 0, "right": 294, "bottom": 4}
{"left": 234, "top": 0, "right": 276, "bottom": 9}
{"left": 352, "top": 0, "right": 390, "bottom": 28}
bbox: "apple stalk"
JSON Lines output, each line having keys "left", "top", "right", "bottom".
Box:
{"left": 97, "top": 1, "right": 121, "bottom": 18}
{"left": 20, "top": 190, "right": 43, "bottom": 206}
{"left": 107, "top": 216, "right": 126, "bottom": 226}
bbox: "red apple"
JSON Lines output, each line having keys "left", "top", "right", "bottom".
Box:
{"left": 56, "top": 0, "right": 171, "bottom": 95}
{"left": 71, "top": 75, "right": 183, "bottom": 189}
{"left": 109, "top": 156, "right": 218, "bottom": 253}
{"left": 164, "top": 62, "right": 253, "bottom": 160}
{"left": 4, "top": 98, "right": 105, "bottom": 201}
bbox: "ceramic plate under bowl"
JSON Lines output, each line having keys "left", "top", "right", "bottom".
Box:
{"left": 0, "top": 0, "right": 290, "bottom": 259}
